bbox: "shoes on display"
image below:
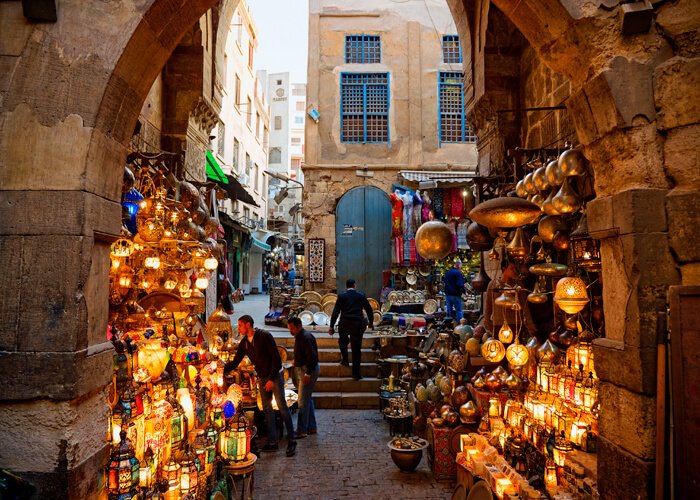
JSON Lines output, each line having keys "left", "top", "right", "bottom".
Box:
{"left": 286, "top": 440, "right": 297, "bottom": 457}
{"left": 261, "top": 442, "right": 279, "bottom": 452}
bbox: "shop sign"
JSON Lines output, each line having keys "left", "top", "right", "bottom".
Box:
{"left": 341, "top": 224, "right": 364, "bottom": 236}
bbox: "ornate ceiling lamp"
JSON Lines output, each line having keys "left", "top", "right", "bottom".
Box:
{"left": 469, "top": 197, "right": 542, "bottom": 229}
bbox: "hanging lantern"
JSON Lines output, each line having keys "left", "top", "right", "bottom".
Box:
{"left": 515, "top": 180, "right": 527, "bottom": 198}
{"left": 144, "top": 256, "right": 161, "bottom": 269}
{"left": 506, "top": 342, "right": 529, "bottom": 366}
{"left": 554, "top": 276, "right": 589, "bottom": 314}
{"left": 553, "top": 431, "right": 573, "bottom": 467}
{"left": 167, "top": 391, "right": 187, "bottom": 447}
{"left": 163, "top": 272, "right": 178, "bottom": 290}
{"left": 414, "top": 220, "right": 453, "bottom": 260}
{"left": 506, "top": 227, "right": 529, "bottom": 263}
{"left": 162, "top": 456, "right": 181, "bottom": 498}
{"left": 137, "top": 339, "right": 170, "bottom": 379}
{"left": 558, "top": 147, "right": 587, "bottom": 177}
{"left": 545, "top": 459, "right": 558, "bottom": 488}
{"left": 527, "top": 276, "right": 549, "bottom": 304}
{"left": 116, "top": 265, "right": 135, "bottom": 290}
{"left": 541, "top": 189, "right": 561, "bottom": 216}
{"left": 106, "top": 430, "right": 140, "bottom": 498}
{"left": 498, "top": 319, "right": 514, "bottom": 344}
{"left": 206, "top": 305, "right": 233, "bottom": 339}
{"left": 523, "top": 172, "right": 536, "bottom": 195}
{"left": 495, "top": 288, "right": 521, "bottom": 311}
{"left": 533, "top": 166, "right": 549, "bottom": 191}
{"left": 469, "top": 197, "right": 541, "bottom": 228}
{"left": 552, "top": 177, "right": 582, "bottom": 214}
{"left": 570, "top": 214, "right": 601, "bottom": 271}
{"left": 138, "top": 447, "right": 154, "bottom": 489}
{"left": 194, "top": 275, "right": 209, "bottom": 290}
{"left": 537, "top": 340, "right": 561, "bottom": 364}
{"left": 204, "top": 257, "right": 218, "bottom": 271}
{"left": 546, "top": 159, "right": 564, "bottom": 187}
{"left": 111, "top": 238, "right": 135, "bottom": 258}
{"left": 179, "top": 444, "right": 198, "bottom": 495}
{"left": 481, "top": 338, "right": 506, "bottom": 363}
{"left": 220, "top": 409, "right": 252, "bottom": 463}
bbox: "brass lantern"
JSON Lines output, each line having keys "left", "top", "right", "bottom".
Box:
{"left": 506, "top": 341, "right": 530, "bottom": 366}
{"left": 106, "top": 430, "right": 141, "bottom": 498}
{"left": 481, "top": 338, "right": 506, "bottom": 363}
{"left": 220, "top": 408, "right": 252, "bottom": 462}
{"left": 554, "top": 276, "right": 589, "bottom": 314}
{"left": 179, "top": 444, "right": 198, "bottom": 495}
{"left": 553, "top": 431, "right": 573, "bottom": 467}
{"left": 206, "top": 304, "right": 233, "bottom": 339}
{"left": 498, "top": 319, "right": 514, "bottom": 344}
{"left": 570, "top": 214, "right": 601, "bottom": 271}
{"left": 162, "top": 456, "right": 181, "bottom": 498}
{"left": 414, "top": 220, "right": 453, "bottom": 260}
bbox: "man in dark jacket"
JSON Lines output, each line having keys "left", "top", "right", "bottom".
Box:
{"left": 329, "top": 279, "right": 374, "bottom": 380}
{"left": 443, "top": 258, "right": 465, "bottom": 322}
{"left": 224, "top": 315, "right": 297, "bottom": 457}
{"left": 288, "top": 317, "right": 319, "bottom": 437}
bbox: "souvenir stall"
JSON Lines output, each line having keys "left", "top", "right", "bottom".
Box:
{"left": 105, "top": 157, "right": 270, "bottom": 500}
{"left": 382, "top": 146, "right": 602, "bottom": 500}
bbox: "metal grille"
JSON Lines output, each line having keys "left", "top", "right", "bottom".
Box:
{"left": 442, "top": 35, "right": 462, "bottom": 64}
{"left": 345, "top": 35, "right": 381, "bottom": 64}
{"left": 439, "top": 72, "right": 475, "bottom": 143}
{"left": 341, "top": 73, "right": 389, "bottom": 143}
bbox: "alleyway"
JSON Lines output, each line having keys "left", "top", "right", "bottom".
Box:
{"left": 232, "top": 296, "right": 452, "bottom": 498}
{"left": 252, "top": 409, "right": 453, "bottom": 499}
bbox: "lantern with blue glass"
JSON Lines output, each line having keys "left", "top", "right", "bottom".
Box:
{"left": 106, "top": 429, "right": 141, "bottom": 500}
{"left": 220, "top": 405, "right": 253, "bottom": 463}
{"left": 122, "top": 187, "right": 144, "bottom": 235}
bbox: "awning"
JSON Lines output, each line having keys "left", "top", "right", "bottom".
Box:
{"left": 399, "top": 170, "right": 477, "bottom": 184}
{"left": 217, "top": 174, "right": 259, "bottom": 207}
{"left": 206, "top": 151, "right": 228, "bottom": 184}
{"left": 219, "top": 211, "right": 251, "bottom": 234}
{"left": 251, "top": 236, "right": 271, "bottom": 252}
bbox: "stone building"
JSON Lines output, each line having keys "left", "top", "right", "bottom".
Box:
{"left": 304, "top": 0, "right": 479, "bottom": 297}
{"left": 0, "top": 0, "right": 698, "bottom": 498}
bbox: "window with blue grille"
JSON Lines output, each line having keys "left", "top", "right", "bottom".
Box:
{"left": 345, "top": 35, "right": 381, "bottom": 64}
{"left": 340, "top": 73, "right": 389, "bottom": 143}
{"left": 442, "top": 35, "right": 462, "bottom": 64}
{"left": 439, "top": 72, "right": 476, "bottom": 143}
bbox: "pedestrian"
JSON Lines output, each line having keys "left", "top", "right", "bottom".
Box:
{"left": 443, "top": 258, "right": 465, "bottom": 323}
{"left": 287, "top": 317, "right": 319, "bottom": 438}
{"left": 288, "top": 266, "right": 296, "bottom": 286}
{"left": 329, "top": 279, "right": 374, "bottom": 380}
{"left": 224, "top": 315, "right": 297, "bottom": 457}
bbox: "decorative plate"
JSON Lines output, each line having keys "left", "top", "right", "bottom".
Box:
{"left": 306, "top": 301, "right": 322, "bottom": 313}
{"left": 419, "top": 265, "right": 432, "bottom": 277}
{"left": 277, "top": 346, "right": 288, "bottom": 363}
{"left": 300, "top": 291, "right": 323, "bottom": 303}
{"left": 322, "top": 300, "right": 336, "bottom": 316}
{"left": 380, "top": 300, "right": 392, "bottom": 314}
{"left": 313, "top": 311, "right": 329, "bottom": 326}
{"left": 299, "top": 311, "right": 314, "bottom": 326}
{"left": 406, "top": 273, "right": 417, "bottom": 285}
{"left": 387, "top": 291, "right": 399, "bottom": 303}
{"left": 368, "top": 298, "right": 380, "bottom": 311}
{"left": 321, "top": 293, "right": 337, "bottom": 306}
{"left": 399, "top": 267, "right": 408, "bottom": 276}
{"left": 373, "top": 311, "right": 382, "bottom": 326}
{"left": 423, "top": 299, "right": 438, "bottom": 315}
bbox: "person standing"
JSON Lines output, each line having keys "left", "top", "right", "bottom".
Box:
{"left": 224, "top": 315, "right": 297, "bottom": 457}
{"left": 287, "top": 317, "right": 319, "bottom": 438}
{"left": 329, "top": 279, "right": 374, "bottom": 380}
{"left": 443, "top": 259, "right": 466, "bottom": 322}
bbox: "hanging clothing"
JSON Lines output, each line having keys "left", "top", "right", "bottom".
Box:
{"left": 451, "top": 188, "right": 465, "bottom": 218}
{"left": 457, "top": 219, "right": 469, "bottom": 250}
{"left": 432, "top": 189, "right": 444, "bottom": 219}
{"left": 411, "top": 192, "right": 423, "bottom": 231}
{"left": 401, "top": 191, "right": 414, "bottom": 238}
{"left": 389, "top": 192, "right": 404, "bottom": 238}
{"left": 421, "top": 192, "right": 432, "bottom": 222}
{"left": 409, "top": 239, "right": 418, "bottom": 265}
{"left": 449, "top": 219, "right": 458, "bottom": 252}
{"left": 442, "top": 189, "right": 452, "bottom": 219}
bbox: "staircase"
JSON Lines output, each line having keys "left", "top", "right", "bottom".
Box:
{"left": 273, "top": 330, "right": 381, "bottom": 409}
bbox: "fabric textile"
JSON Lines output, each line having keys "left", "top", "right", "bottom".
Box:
{"left": 432, "top": 189, "right": 444, "bottom": 219}
{"left": 457, "top": 219, "right": 469, "bottom": 249}
{"left": 421, "top": 192, "right": 432, "bottom": 222}
{"left": 450, "top": 188, "right": 465, "bottom": 218}
{"left": 401, "top": 192, "right": 414, "bottom": 238}
{"left": 411, "top": 192, "right": 423, "bottom": 231}
{"left": 389, "top": 192, "right": 403, "bottom": 238}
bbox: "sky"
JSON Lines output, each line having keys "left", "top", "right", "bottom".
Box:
{"left": 248, "top": 0, "right": 309, "bottom": 83}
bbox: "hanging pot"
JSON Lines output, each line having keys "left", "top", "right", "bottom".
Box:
{"left": 542, "top": 189, "right": 561, "bottom": 216}
{"left": 466, "top": 221, "right": 495, "bottom": 251}
{"left": 537, "top": 339, "right": 561, "bottom": 364}
{"left": 533, "top": 166, "right": 549, "bottom": 191}
{"left": 506, "top": 227, "right": 530, "bottom": 262}
{"left": 179, "top": 181, "right": 200, "bottom": 211}
{"left": 545, "top": 159, "right": 564, "bottom": 187}
{"left": 531, "top": 191, "right": 545, "bottom": 208}
{"left": 537, "top": 215, "right": 568, "bottom": 243}
{"left": 558, "top": 147, "right": 587, "bottom": 177}
{"left": 471, "top": 257, "right": 491, "bottom": 293}
{"left": 515, "top": 180, "right": 527, "bottom": 198}
{"left": 552, "top": 177, "right": 582, "bottom": 214}
{"left": 523, "top": 172, "right": 537, "bottom": 195}
{"left": 552, "top": 230, "right": 571, "bottom": 252}
{"left": 527, "top": 277, "right": 549, "bottom": 304}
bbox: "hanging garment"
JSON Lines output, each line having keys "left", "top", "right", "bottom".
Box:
{"left": 432, "top": 188, "right": 444, "bottom": 220}
{"left": 449, "top": 219, "right": 458, "bottom": 252}
{"left": 389, "top": 192, "right": 404, "bottom": 238}
{"left": 457, "top": 219, "right": 469, "bottom": 250}
{"left": 395, "top": 236, "right": 404, "bottom": 264}
{"left": 421, "top": 192, "right": 432, "bottom": 222}
{"left": 403, "top": 238, "right": 411, "bottom": 266}
{"left": 401, "top": 191, "right": 414, "bottom": 238}
{"left": 442, "top": 189, "right": 452, "bottom": 219}
{"left": 451, "top": 188, "right": 465, "bottom": 218}
{"left": 409, "top": 239, "right": 418, "bottom": 265}
{"left": 411, "top": 191, "right": 423, "bottom": 231}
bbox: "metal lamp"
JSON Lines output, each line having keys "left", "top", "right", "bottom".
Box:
{"left": 554, "top": 276, "right": 589, "bottom": 314}
{"left": 106, "top": 429, "right": 140, "bottom": 498}
{"left": 220, "top": 408, "right": 252, "bottom": 463}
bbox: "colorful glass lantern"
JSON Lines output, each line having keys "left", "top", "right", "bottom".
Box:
{"left": 138, "top": 447, "right": 154, "bottom": 489}
{"left": 204, "top": 257, "right": 219, "bottom": 271}
{"left": 144, "top": 256, "right": 161, "bottom": 270}
{"left": 194, "top": 275, "right": 209, "bottom": 290}
{"left": 570, "top": 213, "right": 601, "bottom": 271}
{"left": 111, "top": 238, "right": 135, "bottom": 258}
{"left": 553, "top": 431, "right": 573, "bottom": 467}
{"left": 481, "top": 338, "right": 506, "bottom": 363}
{"left": 162, "top": 457, "right": 180, "bottom": 498}
{"left": 177, "top": 387, "right": 196, "bottom": 433}
{"left": 167, "top": 391, "right": 187, "bottom": 447}
{"left": 506, "top": 341, "right": 529, "bottom": 366}
{"left": 220, "top": 409, "right": 252, "bottom": 463}
{"left": 173, "top": 343, "right": 201, "bottom": 385}
{"left": 179, "top": 444, "right": 198, "bottom": 495}
{"left": 583, "top": 372, "right": 598, "bottom": 410}
{"left": 122, "top": 187, "right": 144, "bottom": 235}
{"left": 137, "top": 339, "right": 170, "bottom": 379}
{"left": 106, "top": 430, "right": 140, "bottom": 498}
{"left": 554, "top": 276, "right": 589, "bottom": 314}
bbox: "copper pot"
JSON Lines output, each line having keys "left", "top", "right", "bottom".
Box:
{"left": 471, "top": 257, "right": 491, "bottom": 293}
{"left": 466, "top": 222, "right": 495, "bottom": 251}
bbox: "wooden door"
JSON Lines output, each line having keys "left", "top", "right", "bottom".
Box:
{"left": 335, "top": 186, "right": 391, "bottom": 299}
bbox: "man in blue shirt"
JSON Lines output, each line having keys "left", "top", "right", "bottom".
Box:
{"left": 443, "top": 259, "right": 465, "bottom": 323}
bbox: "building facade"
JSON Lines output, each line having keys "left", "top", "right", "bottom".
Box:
{"left": 304, "top": 0, "right": 478, "bottom": 297}
{"left": 213, "top": 0, "right": 271, "bottom": 293}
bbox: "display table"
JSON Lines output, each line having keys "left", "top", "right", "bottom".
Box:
{"left": 426, "top": 421, "right": 457, "bottom": 480}
{"left": 224, "top": 454, "right": 257, "bottom": 500}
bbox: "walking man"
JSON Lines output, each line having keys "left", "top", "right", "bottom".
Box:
{"left": 224, "top": 315, "right": 297, "bottom": 457}
{"left": 443, "top": 258, "right": 465, "bottom": 323}
{"left": 288, "top": 317, "right": 319, "bottom": 438}
{"left": 329, "top": 279, "right": 374, "bottom": 380}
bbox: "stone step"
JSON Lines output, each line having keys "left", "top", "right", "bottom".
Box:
{"left": 315, "top": 376, "right": 382, "bottom": 393}
{"left": 317, "top": 348, "right": 379, "bottom": 363}
{"left": 272, "top": 332, "right": 379, "bottom": 349}
{"left": 313, "top": 392, "right": 379, "bottom": 409}
{"left": 319, "top": 362, "right": 378, "bottom": 378}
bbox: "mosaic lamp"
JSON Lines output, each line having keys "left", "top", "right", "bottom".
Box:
{"left": 220, "top": 408, "right": 252, "bottom": 462}
{"left": 106, "top": 430, "right": 140, "bottom": 498}
{"left": 554, "top": 276, "right": 589, "bottom": 314}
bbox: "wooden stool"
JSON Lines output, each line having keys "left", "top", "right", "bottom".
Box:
{"left": 224, "top": 454, "right": 257, "bottom": 500}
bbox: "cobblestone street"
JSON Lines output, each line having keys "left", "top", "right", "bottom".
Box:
{"left": 251, "top": 410, "right": 453, "bottom": 499}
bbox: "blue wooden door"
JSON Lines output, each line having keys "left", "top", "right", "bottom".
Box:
{"left": 336, "top": 186, "right": 392, "bottom": 299}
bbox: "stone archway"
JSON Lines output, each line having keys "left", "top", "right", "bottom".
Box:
{"left": 447, "top": 1, "right": 699, "bottom": 498}
{"left": 0, "top": 0, "right": 249, "bottom": 496}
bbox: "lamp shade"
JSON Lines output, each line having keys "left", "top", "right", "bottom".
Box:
{"left": 469, "top": 197, "right": 541, "bottom": 228}
{"left": 414, "top": 221, "right": 453, "bottom": 260}
{"left": 554, "top": 277, "right": 589, "bottom": 314}
{"left": 137, "top": 339, "right": 170, "bottom": 379}
{"left": 481, "top": 338, "right": 506, "bottom": 363}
